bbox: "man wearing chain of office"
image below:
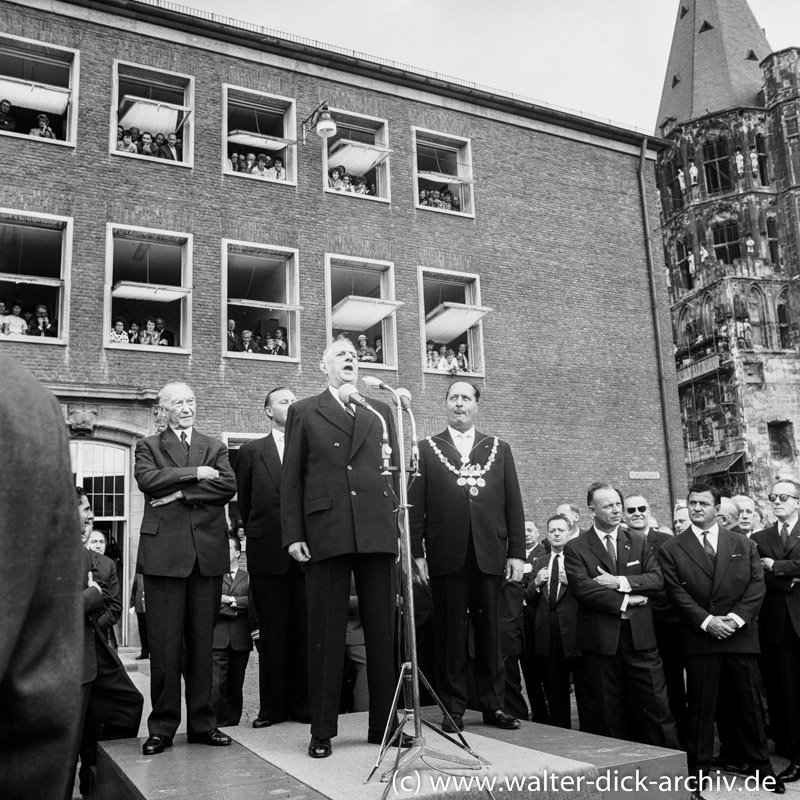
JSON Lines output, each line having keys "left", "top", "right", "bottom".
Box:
{"left": 410, "top": 380, "right": 525, "bottom": 732}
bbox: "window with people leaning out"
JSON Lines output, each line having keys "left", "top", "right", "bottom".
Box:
{"left": 0, "top": 211, "right": 70, "bottom": 342}
{"left": 420, "top": 267, "right": 490, "bottom": 374}
{"left": 413, "top": 128, "right": 474, "bottom": 215}
{"left": 224, "top": 86, "right": 295, "bottom": 183}
{"left": 112, "top": 61, "right": 193, "bottom": 164}
{"left": 224, "top": 241, "right": 300, "bottom": 358}
{"left": 106, "top": 225, "right": 191, "bottom": 350}
{"left": 0, "top": 34, "right": 78, "bottom": 144}
{"left": 324, "top": 110, "right": 390, "bottom": 200}
{"left": 327, "top": 255, "right": 402, "bottom": 367}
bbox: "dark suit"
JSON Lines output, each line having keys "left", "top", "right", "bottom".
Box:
{"left": 211, "top": 568, "right": 252, "bottom": 727}
{"left": 409, "top": 429, "right": 525, "bottom": 716}
{"left": 157, "top": 143, "right": 182, "bottom": 161}
{"left": 660, "top": 526, "right": 771, "bottom": 776}
{"left": 520, "top": 544, "right": 549, "bottom": 722}
{"left": 155, "top": 327, "right": 175, "bottom": 346}
{"left": 526, "top": 552, "right": 583, "bottom": 728}
{"left": 226, "top": 331, "right": 242, "bottom": 351}
{"left": 564, "top": 527, "right": 678, "bottom": 747}
{"left": 0, "top": 355, "right": 83, "bottom": 800}
{"left": 135, "top": 427, "right": 236, "bottom": 737}
{"left": 754, "top": 520, "right": 800, "bottom": 762}
{"left": 236, "top": 433, "right": 308, "bottom": 723}
{"left": 281, "top": 389, "right": 399, "bottom": 740}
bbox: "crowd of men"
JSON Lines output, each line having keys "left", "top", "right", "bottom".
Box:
{"left": 3, "top": 343, "right": 799, "bottom": 800}
{"left": 116, "top": 126, "right": 182, "bottom": 161}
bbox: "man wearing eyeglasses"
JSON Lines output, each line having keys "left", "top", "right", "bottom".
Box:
{"left": 753, "top": 480, "right": 800, "bottom": 784}
{"left": 659, "top": 482, "right": 782, "bottom": 798}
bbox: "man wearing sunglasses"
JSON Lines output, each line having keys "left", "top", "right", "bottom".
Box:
{"left": 753, "top": 480, "right": 800, "bottom": 784}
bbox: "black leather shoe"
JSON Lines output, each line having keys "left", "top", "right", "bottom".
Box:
{"left": 778, "top": 765, "right": 800, "bottom": 783}
{"left": 367, "top": 730, "right": 414, "bottom": 748}
{"left": 308, "top": 735, "right": 332, "bottom": 758}
{"left": 135, "top": 653, "right": 149, "bottom": 660}
{"left": 767, "top": 776, "right": 786, "bottom": 794}
{"left": 711, "top": 756, "right": 750, "bottom": 775}
{"left": 142, "top": 734, "right": 173, "bottom": 755}
{"left": 252, "top": 717, "right": 273, "bottom": 729}
{"left": 482, "top": 708, "right": 520, "bottom": 730}
{"left": 442, "top": 712, "right": 464, "bottom": 733}
{"left": 187, "top": 728, "right": 231, "bottom": 746}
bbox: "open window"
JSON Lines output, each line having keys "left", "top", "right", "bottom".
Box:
{"left": 326, "top": 255, "right": 401, "bottom": 368}
{"left": 0, "top": 210, "right": 71, "bottom": 343}
{"left": 224, "top": 241, "right": 301, "bottom": 360}
{"left": 112, "top": 61, "right": 193, "bottom": 164}
{"left": 323, "top": 110, "right": 390, "bottom": 200}
{"left": 712, "top": 220, "right": 741, "bottom": 264}
{"left": 702, "top": 137, "right": 733, "bottom": 194}
{"left": 413, "top": 128, "right": 474, "bottom": 216}
{"left": 224, "top": 86, "right": 296, "bottom": 183}
{"left": 0, "top": 34, "right": 78, "bottom": 144}
{"left": 419, "top": 267, "right": 489, "bottom": 374}
{"left": 106, "top": 225, "right": 192, "bottom": 350}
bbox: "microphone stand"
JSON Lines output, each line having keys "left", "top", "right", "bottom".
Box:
{"left": 363, "top": 381, "right": 488, "bottom": 793}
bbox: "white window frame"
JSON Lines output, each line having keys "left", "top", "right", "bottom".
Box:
{"left": 412, "top": 127, "right": 475, "bottom": 218}
{"left": 322, "top": 108, "right": 391, "bottom": 203}
{"left": 222, "top": 240, "right": 301, "bottom": 362}
{"left": 111, "top": 60, "right": 194, "bottom": 167}
{"left": 222, "top": 85, "right": 297, "bottom": 186}
{"left": 418, "top": 266, "right": 489, "bottom": 376}
{"left": 0, "top": 208, "right": 72, "bottom": 346}
{"left": 104, "top": 223, "right": 192, "bottom": 353}
{"left": 325, "top": 253, "right": 401, "bottom": 370}
{"left": 0, "top": 33, "right": 79, "bottom": 147}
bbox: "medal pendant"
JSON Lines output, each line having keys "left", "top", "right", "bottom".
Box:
{"left": 467, "top": 477, "right": 476, "bottom": 486}
{"left": 477, "top": 477, "right": 486, "bottom": 488}
{"left": 469, "top": 486, "right": 479, "bottom": 497}
{"left": 457, "top": 477, "right": 467, "bottom": 486}
{"left": 460, "top": 455, "right": 470, "bottom": 465}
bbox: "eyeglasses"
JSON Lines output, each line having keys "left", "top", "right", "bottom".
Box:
{"left": 626, "top": 506, "right": 648, "bottom": 514}
{"left": 768, "top": 494, "right": 799, "bottom": 503}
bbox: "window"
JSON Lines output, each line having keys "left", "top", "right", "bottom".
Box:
{"left": 224, "top": 241, "right": 301, "bottom": 359}
{"left": 326, "top": 255, "right": 401, "bottom": 367}
{"left": 767, "top": 216, "right": 780, "bottom": 266}
{"left": 224, "top": 86, "right": 296, "bottom": 183}
{"left": 753, "top": 134, "right": 768, "bottom": 184}
{"left": 106, "top": 225, "right": 192, "bottom": 350}
{"left": 746, "top": 286, "right": 765, "bottom": 348}
{"left": 0, "top": 210, "right": 71, "bottom": 342}
{"left": 660, "top": 160, "right": 683, "bottom": 215}
{"left": 112, "top": 61, "right": 193, "bottom": 164}
{"left": 324, "top": 110, "right": 390, "bottom": 200}
{"left": 702, "top": 138, "right": 733, "bottom": 194}
{"left": 419, "top": 267, "right": 489, "bottom": 374}
{"left": 768, "top": 421, "right": 795, "bottom": 461}
{"left": 712, "top": 220, "right": 740, "bottom": 264}
{"left": 676, "top": 238, "right": 694, "bottom": 290}
{"left": 413, "top": 128, "right": 474, "bottom": 216}
{"left": 778, "top": 293, "right": 792, "bottom": 349}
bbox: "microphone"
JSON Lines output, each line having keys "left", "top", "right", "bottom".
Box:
{"left": 395, "top": 388, "right": 412, "bottom": 410}
{"left": 362, "top": 375, "right": 389, "bottom": 391}
{"left": 338, "top": 384, "right": 392, "bottom": 474}
{"left": 338, "top": 383, "right": 372, "bottom": 410}
{"left": 396, "top": 388, "right": 419, "bottom": 474}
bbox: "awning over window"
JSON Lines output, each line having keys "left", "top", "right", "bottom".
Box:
{"left": 425, "top": 302, "right": 490, "bottom": 341}
{"left": 417, "top": 170, "right": 473, "bottom": 186}
{"left": 328, "top": 140, "right": 390, "bottom": 176}
{"left": 227, "top": 130, "right": 295, "bottom": 151}
{"left": 0, "top": 272, "right": 62, "bottom": 288}
{"left": 228, "top": 299, "right": 303, "bottom": 312}
{"left": 112, "top": 281, "right": 190, "bottom": 303}
{"left": 118, "top": 96, "right": 191, "bottom": 136}
{"left": 0, "top": 77, "right": 71, "bottom": 115}
{"left": 332, "top": 296, "right": 403, "bottom": 330}
{"left": 692, "top": 451, "right": 746, "bottom": 477}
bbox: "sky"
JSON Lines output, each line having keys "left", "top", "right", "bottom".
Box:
{"left": 175, "top": 0, "right": 800, "bottom": 134}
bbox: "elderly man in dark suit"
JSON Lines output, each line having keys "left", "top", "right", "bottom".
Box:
{"left": 563, "top": 482, "right": 678, "bottom": 748}
{"left": 660, "top": 482, "right": 783, "bottom": 798}
{"left": 211, "top": 536, "right": 252, "bottom": 727}
{"left": 409, "top": 380, "right": 525, "bottom": 734}
{"left": 157, "top": 131, "right": 182, "bottom": 161}
{"left": 754, "top": 479, "right": 800, "bottom": 783}
{"left": 235, "top": 387, "right": 309, "bottom": 728}
{"left": 526, "top": 513, "right": 584, "bottom": 729}
{"left": 135, "top": 381, "right": 237, "bottom": 755}
{"left": 281, "top": 340, "right": 401, "bottom": 759}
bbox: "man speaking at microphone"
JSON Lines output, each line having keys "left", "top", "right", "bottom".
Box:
{"left": 282, "top": 339, "right": 403, "bottom": 759}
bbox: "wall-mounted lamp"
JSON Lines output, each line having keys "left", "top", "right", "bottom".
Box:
{"left": 301, "top": 101, "right": 337, "bottom": 145}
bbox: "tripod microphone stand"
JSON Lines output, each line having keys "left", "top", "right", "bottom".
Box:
{"left": 361, "top": 377, "right": 489, "bottom": 794}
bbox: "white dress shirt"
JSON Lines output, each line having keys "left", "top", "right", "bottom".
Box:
{"left": 272, "top": 429, "right": 285, "bottom": 463}
{"left": 448, "top": 426, "right": 475, "bottom": 461}
{"left": 169, "top": 425, "right": 193, "bottom": 446}
{"left": 691, "top": 523, "right": 745, "bottom": 631}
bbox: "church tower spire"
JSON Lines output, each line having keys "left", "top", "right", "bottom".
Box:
{"left": 655, "top": 0, "right": 770, "bottom": 134}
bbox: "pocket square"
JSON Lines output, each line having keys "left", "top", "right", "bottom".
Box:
{"left": 731, "top": 553, "right": 743, "bottom": 558}
{"left": 627, "top": 560, "right": 640, "bottom": 567}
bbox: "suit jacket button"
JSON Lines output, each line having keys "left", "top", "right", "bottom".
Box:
{"left": 351, "top": 491, "right": 356, "bottom": 496}
{"left": 334, "top": 442, "right": 340, "bottom": 447}
{"left": 383, "top": 491, "right": 388, "bottom": 496}
{"left": 347, "top": 465, "right": 352, "bottom": 470}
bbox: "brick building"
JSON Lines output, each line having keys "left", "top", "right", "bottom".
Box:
{"left": 655, "top": 0, "right": 800, "bottom": 498}
{"left": 0, "top": 0, "right": 682, "bottom": 644}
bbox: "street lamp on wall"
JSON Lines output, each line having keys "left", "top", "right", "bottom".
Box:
{"left": 301, "top": 101, "right": 336, "bottom": 145}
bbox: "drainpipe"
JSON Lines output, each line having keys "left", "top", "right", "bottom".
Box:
{"left": 638, "top": 137, "right": 679, "bottom": 510}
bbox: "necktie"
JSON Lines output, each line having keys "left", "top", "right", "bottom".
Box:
{"left": 605, "top": 535, "right": 617, "bottom": 572}
{"left": 180, "top": 431, "right": 189, "bottom": 451}
{"left": 548, "top": 555, "right": 560, "bottom": 606}
{"left": 702, "top": 532, "right": 716, "bottom": 564}
{"left": 781, "top": 523, "right": 790, "bottom": 549}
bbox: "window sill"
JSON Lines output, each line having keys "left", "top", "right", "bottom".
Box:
{"left": 324, "top": 188, "right": 390, "bottom": 204}
{"left": 357, "top": 361, "right": 397, "bottom": 371}
{"left": 0, "top": 130, "right": 74, "bottom": 147}
{"left": 106, "top": 343, "right": 189, "bottom": 354}
{"left": 415, "top": 203, "right": 474, "bottom": 219}
{"left": 423, "top": 367, "right": 484, "bottom": 377}
{"left": 0, "top": 336, "right": 66, "bottom": 345}
{"left": 225, "top": 170, "right": 297, "bottom": 187}
{"left": 110, "top": 150, "right": 193, "bottom": 168}
{"left": 225, "top": 351, "right": 299, "bottom": 363}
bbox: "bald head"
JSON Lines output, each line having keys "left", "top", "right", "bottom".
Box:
{"left": 716, "top": 497, "right": 739, "bottom": 529}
